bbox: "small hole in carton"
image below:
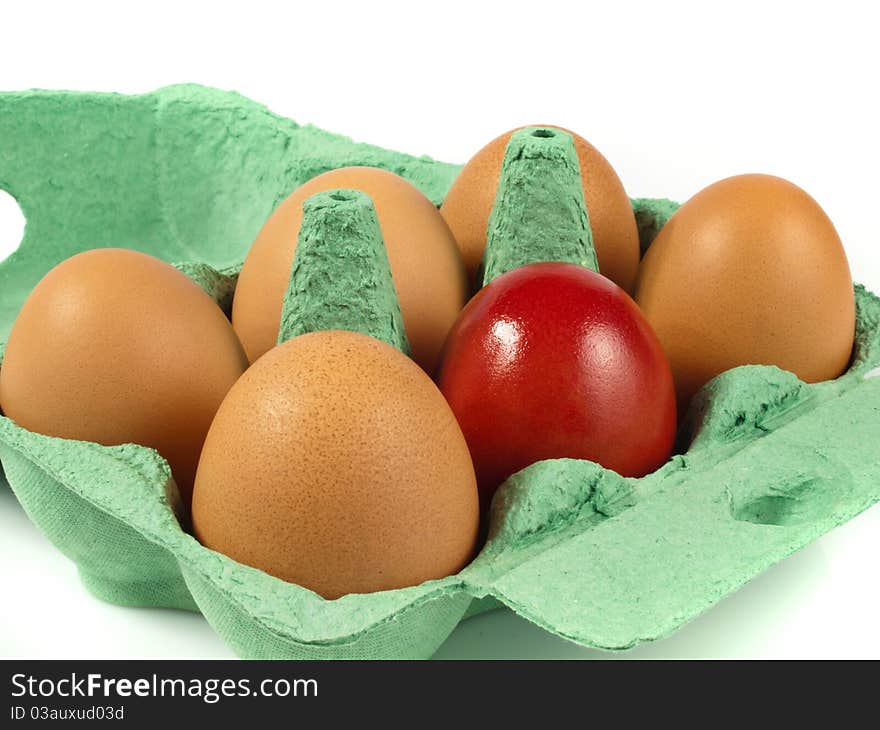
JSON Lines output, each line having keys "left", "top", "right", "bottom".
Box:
{"left": 531, "top": 129, "right": 556, "bottom": 138}
{"left": 0, "top": 190, "right": 25, "bottom": 265}
{"left": 329, "top": 191, "right": 356, "bottom": 202}
{"left": 865, "top": 366, "right": 880, "bottom": 380}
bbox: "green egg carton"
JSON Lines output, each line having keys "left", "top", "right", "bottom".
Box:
{"left": 1, "top": 85, "right": 879, "bottom": 659}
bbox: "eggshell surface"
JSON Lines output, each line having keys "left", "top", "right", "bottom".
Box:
{"left": 232, "top": 167, "right": 469, "bottom": 373}
{"left": 635, "top": 174, "right": 855, "bottom": 412}
{"left": 191, "top": 329, "right": 480, "bottom": 600}
{"left": 438, "top": 262, "right": 676, "bottom": 507}
{"left": 0, "top": 248, "right": 249, "bottom": 508}
{"left": 440, "top": 126, "right": 640, "bottom": 292}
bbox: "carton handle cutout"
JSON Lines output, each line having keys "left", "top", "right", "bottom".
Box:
{"left": 0, "top": 189, "right": 25, "bottom": 266}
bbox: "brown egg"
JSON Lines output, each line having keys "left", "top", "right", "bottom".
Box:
{"left": 0, "top": 248, "right": 249, "bottom": 508}
{"left": 635, "top": 174, "right": 855, "bottom": 412}
{"left": 232, "top": 167, "right": 468, "bottom": 373}
{"left": 192, "top": 330, "right": 479, "bottom": 599}
{"left": 440, "top": 126, "right": 640, "bottom": 292}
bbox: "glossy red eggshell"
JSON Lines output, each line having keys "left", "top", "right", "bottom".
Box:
{"left": 437, "top": 263, "right": 677, "bottom": 507}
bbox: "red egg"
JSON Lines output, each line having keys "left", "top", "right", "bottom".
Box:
{"left": 437, "top": 262, "right": 677, "bottom": 508}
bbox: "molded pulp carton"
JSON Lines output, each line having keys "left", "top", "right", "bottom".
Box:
{"left": 1, "top": 85, "right": 878, "bottom": 659}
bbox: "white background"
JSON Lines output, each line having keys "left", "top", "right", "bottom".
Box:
{"left": 1, "top": 1, "right": 878, "bottom": 659}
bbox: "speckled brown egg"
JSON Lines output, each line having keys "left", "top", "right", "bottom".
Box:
{"left": 634, "top": 174, "right": 855, "bottom": 412}
{"left": 0, "top": 248, "right": 249, "bottom": 508}
{"left": 232, "top": 167, "right": 469, "bottom": 373}
{"left": 191, "top": 329, "right": 480, "bottom": 599}
{"left": 440, "top": 126, "right": 640, "bottom": 292}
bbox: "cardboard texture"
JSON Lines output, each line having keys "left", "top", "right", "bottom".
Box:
{"left": 0, "top": 85, "right": 878, "bottom": 659}
{"left": 482, "top": 126, "right": 598, "bottom": 283}
{"left": 278, "top": 189, "right": 409, "bottom": 353}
